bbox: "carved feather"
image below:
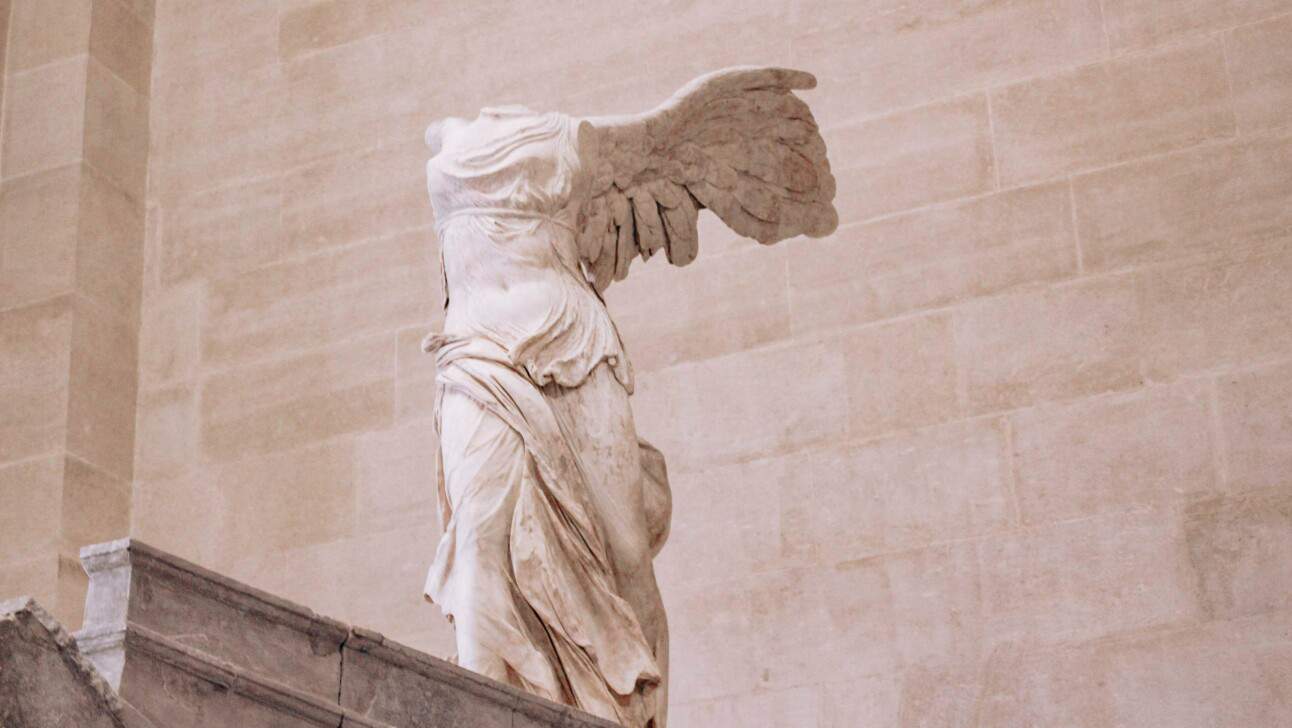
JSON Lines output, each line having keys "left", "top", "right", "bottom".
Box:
{"left": 576, "top": 66, "right": 838, "bottom": 291}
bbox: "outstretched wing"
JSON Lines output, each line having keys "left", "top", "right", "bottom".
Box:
{"left": 575, "top": 66, "right": 838, "bottom": 291}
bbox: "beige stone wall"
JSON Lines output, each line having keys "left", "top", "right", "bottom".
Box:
{"left": 3, "top": 0, "right": 1290, "bottom": 724}
{"left": 0, "top": 0, "right": 152, "bottom": 627}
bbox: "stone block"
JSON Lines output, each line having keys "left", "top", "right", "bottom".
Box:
{"left": 785, "top": 418, "right": 1012, "bottom": 563}
{"left": 137, "top": 281, "right": 202, "bottom": 387}
{"left": 1218, "top": 360, "right": 1292, "bottom": 491}
{"left": 133, "top": 385, "right": 196, "bottom": 481}
{"left": 882, "top": 540, "right": 987, "bottom": 667}
{"left": 227, "top": 524, "right": 439, "bottom": 634}
{"left": 843, "top": 312, "right": 960, "bottom": 439}
{"left": 670, "top": 685, "right": 822, "bottom": 728}
{"left": 160, "top": 175, "right": 286, "bottom": 283}
{"left": 199, "top": 336, "right": 395, "bottom": 462}
{"left": 61, "top": 456, "right": 131, "bottom": 558}
{"left": 894, "top": 662, "right": 984, "bottom": 728}
{"left": 89, "top": 0, "right": 152, "bottom": 96}
{"left": 1227, "top": 15, "right": 1292, "bottom": 134}
{"left": 0, "top": 0, "right": 8, "bottom": 126}
{"left": 66, "top": 300, "right": 138, "bottom": 481}
{"left": 970, "top": 641, "right": 1117, "bottom": 727}
{"left": 1073, "top": 134, "right": 1292, "bottom": 271}
{"left": 632, "top": 336, "right": 847, "bottom": 472}
{"left": 0, "top": 297, "right": 73, "bottom": 464}
{"left": 278, "top": 0, "right": 435, "bottom": 61}
{"left": 1, "top": 56, "right": 88, "bottom": 180}
{"left": 0, "top": 457, "right": 64, "bottom": 562}
{"left": 827, "top": 94, "right": 995, "bottom": 225}
{"left": 1101, "top": 0, "right": 1287, "bottom": 52}
{"left": 353, "top": 419, "right": 440, "bottom": 533}
{"left": 340, "top": 629, "right": 617, "bottom": 728}
{"left": 1010, "top": 381, "right": 1218, "bottom": 525}
{"left": 0, "top": 557, "right": 58, "bottom": 616}
{"left": 0, "top": 597, "right": 128, "bottom": 728}
{"left": 198, "top": 333, "right": 384, "bottom": 419}
{"left": 1185, "top": 489, "right": 1292, "bottom": 620}
{"left": 820, "top": 675, "right": 899, "bottom": 728}
{"left": 83, "top": 58, "right": 149, "bottom": 203}
{"left": 759, "top": 565, "right": 901, "bottom": 689}
{"left": 792, "top": 0, "right": 1105, "bottom": 124}
{"left": 122, "top": 0, "right": 152, "bottom": 26}
{"left": 152, "top": 0, "right": 277, "bottom": 85}
{"left": 77, "top": 164, "right": 144, "bottom": 324}
{"left": 655, "top": 453, "right": 801, "bottom": 586}
{"left": 4, "top": 0, "right": 91, "bottom": 72}
{"left": 606, "top": 244, "right": 791, "bottom": 372}
{"left": 0, "top": 164, "right": 79, "bottom": 310}
{"left": 663, "top": 576, "right": 771, "bottom": 702}
{"left": 1099, "top": 610, "right": 1292, "bottom": 727}
{"left": 991, "top": 39, "right": 1234, "bottom": 185}
{"left": 977, "top": 506, "right": 1200, "bottom": 648}
{"left": 393, "top": 325, "right": 439, "bottom": 422}
{"left": 787, "top": 181, "right": 1077, "bottom": 334}
{"left": 282, "top": 28, "right": 440, "bottom": 167}
{"left": 965, "top": 609, "right": 1292, "bottom": 726}
{"left": 282, "top": 139, "right": 435, "bottom": 255}
{"left": 203, "top": 228, "right": 436, "bottom": 367}
{"left": 129, "top": 473, "right": 223, "bottom": 567}
{"left": 212, "top": 440, "right": 360, "bottom": 553}
{"left": 954, "top": 274, "right": 1143, "bottom": 414}
{"left": 151, "top": 62, "right": 286, "bottom": 202}
{"left": 77, "top": 540, "right": 349, "bottom": 700}
{"left": 1137, "top": 246, "right": 1292, "bottom": 380}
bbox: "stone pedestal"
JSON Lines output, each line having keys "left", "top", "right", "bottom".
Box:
{"left": 0, "top": 539, "right": 616, "bottom": 728}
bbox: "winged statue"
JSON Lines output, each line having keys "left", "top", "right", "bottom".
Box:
{"left": 420, "top": 67, "right": 837, "bottom": 728}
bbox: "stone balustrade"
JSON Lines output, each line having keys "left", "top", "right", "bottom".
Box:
{"left": 1, "top": 539, "right": 618, "bottom": 728}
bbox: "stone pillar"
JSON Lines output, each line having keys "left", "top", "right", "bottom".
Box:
{"left": 0, "top": 0, "right": 152, "bottom": 629}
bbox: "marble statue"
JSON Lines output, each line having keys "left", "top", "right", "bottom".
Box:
{"left": 420, "top": 66, "right": 837, "bottom": 728}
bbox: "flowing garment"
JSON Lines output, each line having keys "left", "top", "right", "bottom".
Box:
{"left": 423, "top": 109, "right": 671, "bottom": 727}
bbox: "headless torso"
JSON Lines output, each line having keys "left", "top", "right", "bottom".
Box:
{"left": 424, "top": 107, "right": 669, "bottom": 728}
{"left": 427, "top": 108, "right": 632, "bottom": 392}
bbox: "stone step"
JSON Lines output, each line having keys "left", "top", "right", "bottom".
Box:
{"left": 0, "top": 597, "right": 139, "bottom": 728}
{"left": 71, "top": 539, "right": 616, "bottom": 728}
{"left": 102, "top": 622, "right": 394, "bottom": 728}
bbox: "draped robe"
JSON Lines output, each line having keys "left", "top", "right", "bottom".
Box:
{"left": 422, "top": 108, "right": 671, "bottom": 728}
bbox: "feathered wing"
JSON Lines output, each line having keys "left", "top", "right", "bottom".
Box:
{"left": 575, "top": 66, "right": 838, "bottom": 291}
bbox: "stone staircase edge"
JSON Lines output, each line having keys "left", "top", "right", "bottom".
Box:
{"left": 82, "top": 538, "right": 351, "bottom": 644}
{"left": 124, "top": 622, "right": 396, "bottom": 728}
{"left": 2, "top": 596, "right": 130, "bottom": 728}
{"left": 346, "top": 629, "right": 620, "bottom": 728}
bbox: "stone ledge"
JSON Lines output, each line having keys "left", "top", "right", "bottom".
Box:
{"left": 120, "top": 622, "right": 393, "bottom": 728}
{"left": 78, "top": 538, "right": 348, "bottom": 699}
{"left": 343, "top": 627, "right": 619, "bottom": 728}
{"left": 71, "top": 540, "right": 617, "bottom": 728}
{"left": 80, "top": 538, "right": 350, "bottom": 645}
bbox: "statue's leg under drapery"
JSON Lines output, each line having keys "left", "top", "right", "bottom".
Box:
{"left": 431, "top": 358, "right": 669, "bottom": 727}
{"left": 544, "top": 364, "right": 670, "bottom": 724}
{"left": 434, "top": 390, "right": 567, "bottom": 703}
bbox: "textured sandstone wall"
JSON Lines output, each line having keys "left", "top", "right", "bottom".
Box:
{"left": 4, "top": 1, "right": 1290, "bottom": 725}
{"left": 0, "top": 0, "right": 152, "bottom": 628}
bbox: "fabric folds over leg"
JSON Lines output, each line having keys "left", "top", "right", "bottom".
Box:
{"left": 424, "top": 335, "right": 668, "bottom": 727}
